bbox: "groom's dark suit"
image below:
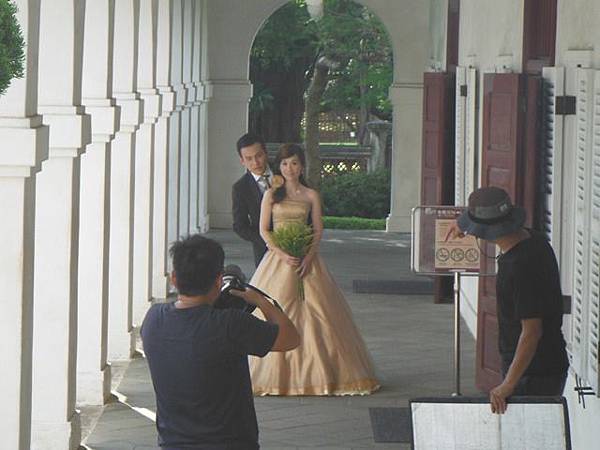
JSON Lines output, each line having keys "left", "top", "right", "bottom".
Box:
{"left": 232, "top": 171, "right": 268, "bottom": 266}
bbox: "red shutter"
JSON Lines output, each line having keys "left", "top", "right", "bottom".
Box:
{"left": 421, "top": 72, "right": 455, "bottom": 303}
{"left": 477, "top": 73, "right": 525, "bottom": 391}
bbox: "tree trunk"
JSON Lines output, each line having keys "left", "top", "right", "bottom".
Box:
{"left": 304, "top": 59, "right": 330, "bottom": 190}
{"left": 357, "top": 65, "right": 369, "bottom": 145}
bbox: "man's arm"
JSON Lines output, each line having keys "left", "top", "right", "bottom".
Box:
{"left": 231, "top": 288, "right": 300, "bottom": 352}
{"left": 490, "top": 318, "right": 543, "bottom": 414}
{"left": 232, "top": 183, "right": 261, "bottom": 243}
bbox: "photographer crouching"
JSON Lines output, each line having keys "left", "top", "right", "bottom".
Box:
{"left": 141, "top": 235, "right": 300, "bottom": 449}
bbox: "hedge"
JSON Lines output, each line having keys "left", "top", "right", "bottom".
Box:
{"left": 0, "top": 0, "right": 25, "bottom": 96}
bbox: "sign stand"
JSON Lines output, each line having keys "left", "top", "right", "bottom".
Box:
{"left": 411, "top": 206, "right": 496, "bottom": 396}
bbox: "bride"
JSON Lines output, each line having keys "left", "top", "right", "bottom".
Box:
{"left": 249, "top": 143, "right": 380, "bottom": 396}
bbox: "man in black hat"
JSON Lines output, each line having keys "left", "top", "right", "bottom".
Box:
{"left": 447, "top": 186, "right": 568, "bottom": 414}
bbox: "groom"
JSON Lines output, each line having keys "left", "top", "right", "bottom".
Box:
{"left": 232, "top": 133, "right": 273, "bottom": 266}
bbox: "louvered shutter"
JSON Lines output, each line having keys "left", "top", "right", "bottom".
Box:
{"left": 586, "top": 71, "right": 600, "bottom": 392}
{"left": 571, "top": 68, "right": 594, "bottom": 378}
{"left": 540, "top": 67, "right": 565, "bottom": 254}
{"left": 454, "top": 67, "right": 477, "bottom": 206}
{"left": 455, "top": 66, "right": 466, "bottom": 205}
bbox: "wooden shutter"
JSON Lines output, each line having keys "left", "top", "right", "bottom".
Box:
{"left": 421, "top": 72, "right": 455, "bottom": 303}
{"left": 476, "top": 73, "right": 526, "bottom": 391}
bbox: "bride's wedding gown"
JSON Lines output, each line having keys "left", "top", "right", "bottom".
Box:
{"left": 249, "top": 199, "right": 380, "bottom": 395}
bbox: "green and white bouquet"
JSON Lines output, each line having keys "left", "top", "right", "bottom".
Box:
{"left": 271, "top": 222, "right": 313, "bottom": 300}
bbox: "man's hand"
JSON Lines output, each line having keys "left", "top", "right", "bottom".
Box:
{"left": 444, "top": 220, "right": 466, "bottom": 241}
{"left": 489, "top": 381, "right": 515, "bottom": 414}
{"left": 229, "top": 288, "right": 265, "bottom": 307}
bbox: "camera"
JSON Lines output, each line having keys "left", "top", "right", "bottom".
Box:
{"left": 214, "top": 265, "right": 256, "bottom": 313}
{"left": 214, "top": 264, "right": 282, "bottom": 314}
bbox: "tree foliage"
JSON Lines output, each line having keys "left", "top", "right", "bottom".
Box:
{"left": 0, "top": 0, "right": 25, "bottom": 97}
{"left": 249, "top": 0, "right": 393, "bottom": 142}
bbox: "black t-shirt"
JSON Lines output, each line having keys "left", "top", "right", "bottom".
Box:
{"left": 140, "top": 302, "right": 278, "bottom": 449}
{"left": 496, "top": 230, "right": 568, "bottom": 376}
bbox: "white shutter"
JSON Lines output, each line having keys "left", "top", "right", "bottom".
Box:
{"left": 571, "top": 68, "right": 594, "bottom": 379}
{"left": 454, "top": 67, "right": 477, "bottom": 206}
{"left": 455, "top": 66, "right": 467, "bottom": 205}
{"left": 465, "top": 68, "right": 477, "bottom": 195}
{"left": 540, "top": 67, "right": 565, "bottom": 256}
{"left": 586, "top": 71, "right": 600, "bottom": 392}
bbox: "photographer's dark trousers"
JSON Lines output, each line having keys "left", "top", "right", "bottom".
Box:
{"left": 502, "top": 363, "right": 567, "bottom": 396}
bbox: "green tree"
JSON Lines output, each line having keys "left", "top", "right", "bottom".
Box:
{"left": 0, "top": 0, "right": 25, "bottom": 96}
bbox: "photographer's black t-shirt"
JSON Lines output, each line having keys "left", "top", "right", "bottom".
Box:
{"left": 496, "top": 230, "right": 568, "bottom": 376}
{"left": 141, "top": 302, "right": 278, "bottom": 449}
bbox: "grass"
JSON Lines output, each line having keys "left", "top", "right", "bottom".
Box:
{"left": 322, "top": 216, "right": 386, "bottom": 230}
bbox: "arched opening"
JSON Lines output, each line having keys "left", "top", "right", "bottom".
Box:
{"left": 248, "top": 0, "right": 394, "bottom": 227}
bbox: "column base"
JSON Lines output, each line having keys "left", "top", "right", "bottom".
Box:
{"left": 386, "top": 213, "right": 411, "bottom": 232}
{"left": 31, "top": 410, "right": 81, "bottom": 450}
{"left": 152, "top": 273, "right": 169, "bottom": 299}
{"left": 109, "top": 331, "right": 136, "bottom": 361}
{"left": 198, "top": 214, "right": 210, "bottom": 233}
{"left": 76, "top": 364, "right": 112, "bottom": 406}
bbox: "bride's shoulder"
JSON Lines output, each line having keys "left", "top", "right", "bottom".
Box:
{"left": 305, "top": 187, "right": 321, "bottom": 201}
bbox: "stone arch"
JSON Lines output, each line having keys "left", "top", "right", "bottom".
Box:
{"left": 203, "top": 0, "right": 428, "bottom": 231}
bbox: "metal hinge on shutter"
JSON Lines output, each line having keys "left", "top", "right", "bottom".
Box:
{"left": 460, "top": 84, "right": 467, "bottom": 97}
{"left": 556, "top": 95, "right": 577, "bottom": 115}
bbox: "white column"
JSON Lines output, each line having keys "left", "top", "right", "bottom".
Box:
{"left": 77, "top": 0, "right": 119, "bottom": 406}
{"left": 32, "top": 1, "right": 91, "bottom": 449}
{"left": 168, "top": 0, "right": 185, "bottom": 247}
{"left": 190, "top": 0, "right": 203, "bottom": 233}
{"left": 205, "top": 80, "right": 253, "bottom": 228}
{"left": 133, "top": 0, "right": 162, "bottom": 332}
{"left": 109, "top": 0, "right": 143, "bottom": 360}
{"left": 386, "top": 83, "right": 423, "bottom": 232}
{"left": 0, "top": 3, "right": 47, "bottom": 448}
{"left": 197, "top": 0, "right": 210, "bottom": 232}
{"left": 152, "top": 0, "right": 176, "bottom": 299}
{"left": 180, "top": 0, "right": 194, "bottom": 236}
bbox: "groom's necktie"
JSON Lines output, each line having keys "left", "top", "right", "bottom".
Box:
{"left": 258, "top": 175, "right": 271, "bottom": 193}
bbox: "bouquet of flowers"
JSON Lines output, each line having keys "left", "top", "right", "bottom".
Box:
{"left": 271, "top": 222, "right": 313, "bottom": 300}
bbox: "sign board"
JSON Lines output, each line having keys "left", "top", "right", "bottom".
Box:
{"left": 411, "top": 206, "right": 496, "bottom": 276}
{"left": 410, "top": 397, "right": 571, "bottom": 450}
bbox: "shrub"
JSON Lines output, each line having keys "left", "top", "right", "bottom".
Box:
{"left": 0, "top": 0, "right": 25, "bottom": 96}
{"left": 322, "top": 216, "right": 386, "bottom": 230}
{"left": 320, "top": 168, "right": 391, "bottom": 219}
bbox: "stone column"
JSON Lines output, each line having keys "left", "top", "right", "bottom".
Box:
{"left": 182, "top": 0, "right": 196, "bottom": 235}
{"left": 109, "top": 0, "right": 143, "bottom": 360}
{"left": 168, "top": 0, "right": 186, "bottom": 247}
{"left": 195, "top": 0, "right": 210, "bottom": 232}
{"left": 133, "top": 0, "right": 162, "bottom": 332}
{"left": 77, "top": 0, "right": 119, "bottom": 406}
{"left": 190, "top": 0, "right": 204, "bottom": 232}
{"left": 386, "top": 83, "right": 423, "bottom": 232}
{"left": 31, "top": 1, "right": 91, "bottom": 449}
{"left": 0, "top": 3, "right": 47, "bottom": 448}
{"left": 152, "top": 0, "right": 176, "bottom": 299}
{"left": 205, "top": 80, "right": 253, "bottom": 228}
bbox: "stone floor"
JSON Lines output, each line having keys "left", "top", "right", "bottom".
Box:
{"left": 82, "top": 229, "right": 479, "bottom": 449}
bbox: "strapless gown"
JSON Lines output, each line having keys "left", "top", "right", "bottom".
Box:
{"left": 249, "top": 199, "right": 380, "bottom": 395}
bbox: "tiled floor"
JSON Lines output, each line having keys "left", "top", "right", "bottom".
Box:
{"left": 83, "top": 229, "right": 478, "bottom": 449}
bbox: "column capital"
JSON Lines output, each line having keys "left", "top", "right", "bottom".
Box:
{"left": 114, "top": 93, "right": 143, "bottom": 132}
{"left": 138, "top": 89, "right": 163, "bottom": 124}
{"left": 39, "top": 109, "right": 92, "bottom": 154}
{"left": 0, "top": 118, "right": 49, "bottom": 177}
{"left": 388, "top": 82, "right": 423, "bottom": 105}
{"left": 204, "top": 80, "right": 253, "bottom": 103}
{"left": 157, "top": 86, "right": 176, "bottom": 117}
{"left": 82, "top": 99, "right": 121, "bottom": 143}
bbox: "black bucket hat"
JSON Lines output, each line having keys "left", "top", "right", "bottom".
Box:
{"left": 457, "top": 187, "right": 526, "bottom": 241}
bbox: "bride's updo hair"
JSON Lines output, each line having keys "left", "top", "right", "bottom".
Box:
{"left": 272, "top": 143, "right": 309, "bottom": 204}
